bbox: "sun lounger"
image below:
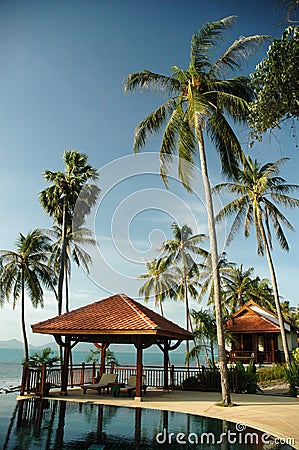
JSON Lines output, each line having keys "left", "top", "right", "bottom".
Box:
{"left": 81, "top": 373, "right": 117, "bottom": 394}
{"left": 119, "top": 375, "right": 147, "bottom": 397}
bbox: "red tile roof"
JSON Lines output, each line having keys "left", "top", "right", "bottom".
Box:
{"left": 31, "top": 293, "right": 194, "bottom": 340}
{"left": 225, "top": 300, "right": 297, "bottom": 333}
{"left": 226, "top": 314, "right": 281, "bottom": 333}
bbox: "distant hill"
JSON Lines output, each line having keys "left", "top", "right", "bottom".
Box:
{"left": 0, "top": 339, "right": 25, "bottom": 349}
{"left": 0, "top": 339, "right": 56, "bottom": 350}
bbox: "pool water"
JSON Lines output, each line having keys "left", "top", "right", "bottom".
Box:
{"left": 0, "top": 395, "right": 294, "bottom": 449}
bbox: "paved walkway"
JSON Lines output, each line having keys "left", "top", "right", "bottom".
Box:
{"left": 19, "top": 388, "right": 299, "bottom": 448}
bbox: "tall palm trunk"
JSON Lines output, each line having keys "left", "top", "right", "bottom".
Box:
{"left": 197, "top": 132, "right": 231, "bottom": 405}
{"left": 183, "top": 268, "right": 190, "bottom": 369}
{"left": 154, "top": 283, "right": 164, "bottom": 316}
{"left": 58, "top": 200, "right": 67, "bottom": 316}
{"left": 188, "top": 316, "right": 201, "bottom": 369}
{"left": 65, "top": 262, "right": 69, "bottom": 313}
{"left": 21, "top": 266, "right": 29, "bottom": 362}
{"left": 260, "top": 221, "right": 290, "bottom": 363}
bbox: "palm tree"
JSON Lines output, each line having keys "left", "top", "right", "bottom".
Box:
{"left": 27, "top": 347, "right": 59, "bottom": 367}
{"left": 171, "top": 263, "right": 203, "bottom": 368}
{"left": 137, "top": 257, "right": 177, "bottom": 316}
{"left": 124, "top": 16, "right": 267, "bottom": 404}
{"left": 86, "top": 348, "right": 119, "bottom": 368}
{"left": 48, "top": 225, "right": 97, "bottom": 313}
{"left": 40, "top": 150, "right": 99, "bottom": 315}
{"left": 281, "top": 300, "right": 299, "bottom": 326}
{"left": 187, "top": 309, "right": 218, "bottom": 368}
{"left": 245, "top": 275, "right": 275, "bottom": 312}
{"left": 0, "top": 230, "right": 57, "bottom": 362}
{"left": 198, "top": 252, "right": 235, "bottom": 304}
{"left": 222, "top": 265, "right": 275, "bottom": 315}
{"left": 223, "top": 265, "right": 254, "bottom": 312}
{"left": 161, "top": 222, "right": 207, "bottom": 359}
{"left": 214, "top": 156, "right": 299, "bottom": 363}
{"left": 170, "top": 263, "right": 202, "bottom": 330}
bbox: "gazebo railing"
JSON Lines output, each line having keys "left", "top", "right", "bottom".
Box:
{"left": 21, "top": 362, "right": 238, "bottom": 396}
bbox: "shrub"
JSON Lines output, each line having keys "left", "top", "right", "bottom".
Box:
{"left": 257, "top": 364, "right": 286, "bottom": 384}
{"left": 236, "top": 360, "right": 262, "bottom": 394}
{"left": 283, "top": 361, "right": 299, "bottom": 397}
{"left": 292, "top": 348, "right": 299, "bottom": 364}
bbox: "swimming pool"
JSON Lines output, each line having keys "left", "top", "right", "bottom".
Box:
{"left": 0, "top": 395, "right": 294, "bottom": 449}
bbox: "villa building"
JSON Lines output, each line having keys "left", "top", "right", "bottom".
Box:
{"left": 226, "top": 300, "right": 299, "bottom": 364}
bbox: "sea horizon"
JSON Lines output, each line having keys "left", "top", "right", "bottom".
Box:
{"left": 0, "top": 346, "right": 205, "bottom": 390}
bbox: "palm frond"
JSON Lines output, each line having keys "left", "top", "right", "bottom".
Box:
{"left": 191, "top": 16, "right": 236, "bottom": 72}
{"left": 210, "top": 76, "right": 254, "bottom": 101}
{"left": 213, "top": 35, "right": 270, "bottom": 75}
{"left": 226, "top": 206, "right": 248, "bottom": 246}
{"left": 265, "top": 199, "right": 295, "bottom": 232}
{"left": 206, "top": 110, "right": 243, "bottom": 177}
{"left": 124, "top": 70, "right": 180, "bottom": 94}
{"left": 134, "top": 99, "right": 177, "bottom": 153}
{"left": 269, "top": 192, "right": 299, "bottom": 208}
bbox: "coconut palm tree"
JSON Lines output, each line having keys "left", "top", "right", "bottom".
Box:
{"left": 222, "top": 265, "right": 275, "bottom": 315}
{"left": 170, "top": 263, "right": 202, "bottom": 330}
{"left": 0, "top": 230, "right": 57, "bottom": 362}
{"left": 160, "top": 222, "right": 207, "bottom": 360}
{"left": 124, "top": 16, "right": 267, "bottom": 404}
{"left": 48, "top": 225, "right": 97, "bottom": 313}
{"left": 40, "top": 150, "right": 99, "bottom": 316}
{"left": 214, "top": 156, "right": 299, "bottom": 363}
{"left": 198, "top": 252, "right": 235, "bottom": 304}
{"left": 281, "top": 300, "right": 299, "bottom": 327}
{"left": 223, "top": 264, "right": 254, "bottom": 312}
{"left": 170, "top": 263, "right": 203, "bottom": 368}
{"left": 137, "top": 257, "right": 177, "bottom": 316}
{"left": 187, "top": 309, "right": 218, "bottom": 368}
{"left": 245, "top": 275, "right": 275, "bottom": 311}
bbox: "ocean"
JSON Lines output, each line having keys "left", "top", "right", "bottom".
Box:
{"left": 0, "top": 346, "right": 203, "bottom": 390}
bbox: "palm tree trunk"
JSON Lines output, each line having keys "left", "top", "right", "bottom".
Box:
{"left": 154, "top": 284, "right": 164, "bottom": 317}
{"left": 260, "top": 221, "right": 290, "bottom": 363}
{"left": 159, "top": 300, "right": 164, "bottom": 317}
{"left": 58, "top": 200, "right": 67, "bottom": 316}
{"left": 65, "top": 263, "right": 69, "bottom": 313}
{"left": 197, "top": 133, "right": 231, "bottom": 405}
{"left": 21, "top": 266, "right": 29, "bottom": 362}
{"left": 182, "top": 267, "right": 190, "bottom": 370}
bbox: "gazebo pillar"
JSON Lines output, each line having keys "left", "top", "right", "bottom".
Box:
{"left": 135, "top": 344, "right": 143, "bottom": 401}
{"left": 60, "top": 336, "right": 71, "bottom": 395}
{"left": 163, "top": 340, "right": 169, "bottom": 391}
{"left": 99, "top": 343, "right": 108, "bottom": 378}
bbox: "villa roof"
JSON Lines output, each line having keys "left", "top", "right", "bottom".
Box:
{"left": 226, "top": 300, "right": 291, "bottom": 334}
{"left": 31, "top": 293, "right": 194, "bottom": 341}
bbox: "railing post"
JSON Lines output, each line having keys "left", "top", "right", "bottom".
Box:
{"left": 170, "top": 365, "right": 174, "bottom": 390}
{"left": 70, "top": 365, "right": 74, "bottom": 388}
{"left": 40, "top": 364, "right": 46, "bottom": 396}
{"left": 20, "top": 364, "right": 28, "bottom": 396}
{"left": 92, "top": 362, "right": 96, "bottom": 379}
{"left": 80, "top": 362, "right": 85, "bottom": 386}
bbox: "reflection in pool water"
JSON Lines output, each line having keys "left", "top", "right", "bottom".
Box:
{"left": 0, "top": 396, "right": 294, "bottom": 449}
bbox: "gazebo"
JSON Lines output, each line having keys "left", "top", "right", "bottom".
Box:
{"left": 31, "top": 293, "right": 194, "bottom": 399}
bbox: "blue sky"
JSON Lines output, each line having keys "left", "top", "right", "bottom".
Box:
{"left": 0, "top": 0, "right": 298, "bottom": 345}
